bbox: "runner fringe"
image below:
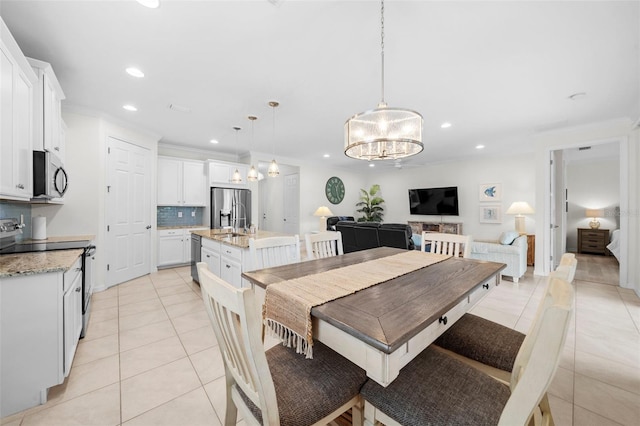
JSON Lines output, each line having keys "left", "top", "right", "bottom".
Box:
{"left": 265, "top": 318, "right": 313, "bottom": 359}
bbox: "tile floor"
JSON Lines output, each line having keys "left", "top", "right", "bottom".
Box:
{"left": 2, "top": 255, "right": 639, "bottom": 425}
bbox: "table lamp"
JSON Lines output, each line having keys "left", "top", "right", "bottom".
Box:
{"left": 585, "top": 208, "right": 605, "bottom": 229}
{"left": 505, "top": 201, "right": 535, "bottom": 234}
{"left": 314, "top": 206, "right": 333, "bottom": 231}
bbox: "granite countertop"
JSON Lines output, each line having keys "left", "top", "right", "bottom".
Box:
{"left": 20, "top": 234, "right": 95, "bottom": 243}
{"left": 192, "top": 229, "right": 290, "bottom": 249}
{"left": 0, "top": 249, "right": 84, "bottom": 278}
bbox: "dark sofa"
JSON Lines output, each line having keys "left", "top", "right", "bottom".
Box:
{"left": 334, "top": 221, "right": 415, "bottom": 253}
{"left": 326, "top": 216, "right": 355, "bottom": 231}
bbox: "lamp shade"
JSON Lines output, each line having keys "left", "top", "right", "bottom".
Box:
{"left": 506, "top": 202, "right": 535, "bottom": 215}
{"left": 314, "top": 206, "right": 333, "bottom": 217}
{"left": 585, "top": 208, "right": 605, "bottom": 218}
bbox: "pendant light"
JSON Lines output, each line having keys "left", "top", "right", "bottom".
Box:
{"left": 268, "top": 101, "right": 280, "bottom": 177}
{"left": 230, "top": 126, "right": 243, "bottom": 184}
{"left": 247, "top": 116, "right": 259, "bottom": 182}
{"left": 344, "top": 0, "right": 423, "bottom": 161}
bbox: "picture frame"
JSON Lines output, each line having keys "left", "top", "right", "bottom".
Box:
{"left": 479, "top": 183, "right": 502, "bottom": 202}
{"left": 479, "top": 204, "right": 502, "bottom": 224}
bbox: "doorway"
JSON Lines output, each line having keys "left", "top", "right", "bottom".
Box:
{"left": 548, "top": 140, "right": 626, "bottom": 285}
{"left": 257, "top": 161, "right": 300, "bottom": 234}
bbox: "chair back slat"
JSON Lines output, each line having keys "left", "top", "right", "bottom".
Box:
{"left": 249, "top": 235, "right": 300, "bottom": 270}
{"left": 499, "top": 277, "right": 574, "bottom": 425}
{"left": 422, "top": 232, "right": 472, "bottom": 258}
{"left": 197, "top": 262, "right": 280, "bottom": 424}
{"left": 304, "top": 231, "right": 344, "bottom": 260}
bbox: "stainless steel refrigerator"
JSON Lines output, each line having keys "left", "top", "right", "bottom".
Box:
{"left": 210, "top": 187, "right": 251, "bottom": 230}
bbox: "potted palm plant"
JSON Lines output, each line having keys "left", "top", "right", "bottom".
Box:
{"left": 356, "top": 184, "right": 385, "bottom": 222}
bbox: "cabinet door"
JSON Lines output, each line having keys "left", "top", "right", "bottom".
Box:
{"left": 182, "top": 160, "right": 205, "bottom": 206}
{"left": 158, "top": 234, "right": 185, "bottom": 266}
{"left": 14, "top": 68, "right": 32, "bottom": 198}
{"left": 43, "top": 73, "right": 62, "bottom": 155}
{"left": 209, "top": 162, "right": 231, "bottom": 185}
{"left": 183, "top": 233, "right": 191, "bottom": 263}
{"left": 201, "top": 247, "right": 221, "bottom": 276}
{"left": 157, "top": 158, "right": 182, "bottom": 205}
{"left": 0, "top": 47, "right": 16, "bottom": 197}
{"left": 220, "top": 256, "right": 242, "bottom": 289}
{"left": 63, "top": 267, "right": 82, "bottom": 377}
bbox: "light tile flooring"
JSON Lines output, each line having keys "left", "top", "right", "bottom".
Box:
{"left": 2, "top": 255, "right": 639, "bottom": 425}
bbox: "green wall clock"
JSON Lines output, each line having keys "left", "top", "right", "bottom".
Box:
{"left": 325, "top": 176, "right": 345, "bottom": 204}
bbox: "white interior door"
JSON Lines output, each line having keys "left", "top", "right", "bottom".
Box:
{"left": 106, "top": 137, "right": 151, "bottom": 285}
{"left": 550, "top": 149, "right": 566, "bottom": 269}
{"left": 283, "top": 173, "right": 299, "bottom": 235}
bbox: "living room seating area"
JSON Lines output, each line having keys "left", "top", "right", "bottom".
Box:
{"left": 468, "top": 232, "right": 528, "bottom": 283}
{"left": 333, "top": 220, "right": 416, "bottom": 253}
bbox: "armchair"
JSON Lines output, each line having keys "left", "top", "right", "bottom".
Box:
{"left": 469, "top": 233, "right": 527, "bottom": 283}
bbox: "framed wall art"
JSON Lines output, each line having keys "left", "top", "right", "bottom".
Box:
{"left": 479, "top": 183, "right": 502, "bottom": 202}
{"left": 479, "top": 204, "right": 502, "bottom": 224}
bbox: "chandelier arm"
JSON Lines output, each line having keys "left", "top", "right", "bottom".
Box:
{"left": 380, "top": 0, "right": 385, "bottom": 105}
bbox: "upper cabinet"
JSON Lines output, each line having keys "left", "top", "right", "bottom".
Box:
{"left": 209, "top": 160, "right": 248, "bottom": 188}
{"left": 28, "top": 58, "right": 66, "bottom": 164}
{"left": 158, "top": 157, "right": 206, "bottom": 206}
{"left": 0, "top": 18, "right": 37, "bottom": 201}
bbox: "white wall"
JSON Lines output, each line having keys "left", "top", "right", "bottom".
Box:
{"left": 566, "top": 158, "right": 619, "bottom": 251}
{"left": 371, "top": 154, "right": 536, "bottom": 241}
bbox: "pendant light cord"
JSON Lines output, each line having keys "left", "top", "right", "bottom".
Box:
{"left": 380, "top": 0, "right": 385, "bottom": 105}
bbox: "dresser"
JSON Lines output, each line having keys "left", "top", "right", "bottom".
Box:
{"left": 577, "top": 228, "right": 609, "bottom": 255}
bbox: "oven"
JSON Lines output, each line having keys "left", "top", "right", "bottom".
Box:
{"left": 33, "top": 150, "right": 68, "bottom": 200}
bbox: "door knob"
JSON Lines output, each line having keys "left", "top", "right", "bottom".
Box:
{"left": 146, "top": 225, "right": 152, "bottom": 229}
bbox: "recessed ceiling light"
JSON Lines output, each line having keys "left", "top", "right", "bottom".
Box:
{"left": 210, "top": 139, "right": 219, "bottom": 144}
{"left": 323, "top": 154, "right": 330, "bottom": 158}
{"left": 123, "top": 104, "right": 137, "bottom": 112}
{"left": 476, "top": 144, "right": 485, "bottom": 149}
{"left": 169, "top": 104, "right": 191, "bottom": 113}
{"left": 369, "top": 163, "right": 375, "bottom": 168}
{"left": 136, "top": 0, "right": 160, "bottom": 9}
{"left": 125, "top": 67, "right": 144, "bottom": 78}
{"left": 441, "top": 122, "right": 452, "bottom": 129}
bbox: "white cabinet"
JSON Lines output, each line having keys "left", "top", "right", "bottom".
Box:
{"left": 201, "top": 239, "right": 221, "bottom": 277}
{"left": 220, "top": 244, "right": 242, "bottom": 288}
{"left": 27, "top": 58, "right": 65, "bottom": 162}
{"left": 200, "top": 237, "right": 248, "bottom": 289}
{"left": 157, "top": 227, "right": 207, "bottom": 267}
{"left": 0, "top": 18, "right": 36, "bottom": 201}
{"left": 0, "top": 254, "right": 82, "bottom": 417}
{"left": 209, "top": 160, "right": 248, "bottom": 188}
{"left": 158, "top": 157, "right": 206, "bottom": 206}
{"left": 62, "top": 258, "right": 83, "bottom": 377}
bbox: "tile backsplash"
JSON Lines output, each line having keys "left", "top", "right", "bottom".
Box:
{"left": 157, "top": 206, "right": 205, "bottom": 228}
{"left": 0, "top": 202, "right": 32, "bottom": 240}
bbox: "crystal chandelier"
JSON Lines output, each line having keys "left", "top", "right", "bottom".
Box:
{"left": 230, "top": 126, "right": 242, "bottom": 184}
{"left": 344, "top": 0, "right": 423, "bottom": 161}
{"left": 247, "top": 116, "right": 259, "bottom": 182}
{"left": 268, "top": 101, "right": 280, "bottom": 177}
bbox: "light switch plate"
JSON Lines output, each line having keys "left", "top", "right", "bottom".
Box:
{"left": 191, "top": 211, "right": 196, "bottom": 217}
{"left": 178, "top": 211, "right": 183, "bottom": 218}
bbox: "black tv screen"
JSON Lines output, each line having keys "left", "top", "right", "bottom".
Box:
{"left": 409, "top": 187, "right": 459, "bottom": 216}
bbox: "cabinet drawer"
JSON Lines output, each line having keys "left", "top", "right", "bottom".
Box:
{"left": 220, "top": 244, "right": 242, "bottom": 262}
{"left": 158, "top": 229, "right": 183, "bottom": 237}
{"left": 468, "top": 278, "right": 496, "bottom": 306}
{"left": 202, "top": 237, "right": 220, "bottom": 251}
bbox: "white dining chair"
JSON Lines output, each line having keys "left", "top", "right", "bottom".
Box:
{"left": 196, "top": 262, "right": 367, "bottom": 426}
{"left": 421, "top": 232, "right": 471, "bottom": 258}
{"left": 304, "top": 231, "right": 344, "bottom": 261}
{"left": 361, "top": 276, "right": 574, "bottom": 426}
{"left": 248, "top": 235, "right": 300, "bottom": 270}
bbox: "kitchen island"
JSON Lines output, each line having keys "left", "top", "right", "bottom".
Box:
{"left": 191, "top": 229, "right": 294, "bottom": 288}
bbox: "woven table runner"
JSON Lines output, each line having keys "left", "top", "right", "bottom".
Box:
{"left": 263, "top": 250, "right": 452, "bottom": 358}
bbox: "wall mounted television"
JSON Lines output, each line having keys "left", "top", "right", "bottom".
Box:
{"left": 408, "top": 187, "right": 459, "bottom": 216}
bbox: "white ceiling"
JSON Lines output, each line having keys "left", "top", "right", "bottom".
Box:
{"left": 1, "top": 0, "right": 638, "bottom": 170}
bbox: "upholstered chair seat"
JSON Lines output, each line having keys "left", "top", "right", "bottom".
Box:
{"left": 238, "top": 342, "right": 367, "bottom": 426}
{"left": 361, "top": 346, "right": 511, "bottom": 426}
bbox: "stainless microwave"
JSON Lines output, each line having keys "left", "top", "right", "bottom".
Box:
{"left": 33, "top": 150, "right": 68, "bottom": 199}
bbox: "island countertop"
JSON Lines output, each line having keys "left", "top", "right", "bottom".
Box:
{"left": 0, "top": 249, "right": 84, "bottom": 278}
{"left": 191, "top": 229, "right": 291, "bottom": 249}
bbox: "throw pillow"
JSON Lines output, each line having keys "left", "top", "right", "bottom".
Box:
{"left": 499, "top": 231, "right": 520, "bottom": 245}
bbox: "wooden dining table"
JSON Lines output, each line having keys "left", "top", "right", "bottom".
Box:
{"left": 242, "top": 247, "right": 506, "bottom": 387}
